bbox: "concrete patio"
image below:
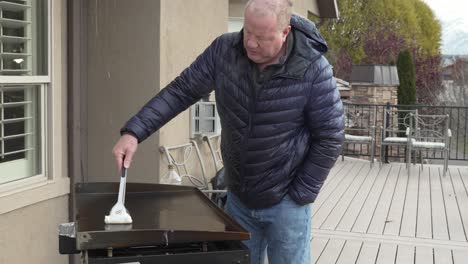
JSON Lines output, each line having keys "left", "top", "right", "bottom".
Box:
{"left": 311, "top": 158, "right": 468, "bottom": 264}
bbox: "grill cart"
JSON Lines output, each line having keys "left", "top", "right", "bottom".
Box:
{"left": 59, "top": 183, "right": 250, "bottom": 264}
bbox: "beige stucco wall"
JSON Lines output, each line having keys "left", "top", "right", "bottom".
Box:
{"left": 293, "top": 0, "right": 319, "bottom": 18}
{"left": 0, "top": 1, "right": 70, "bottom": 263}
{"left": 158, "top": 0, "right": 228, "bottom": 179}
{"left": 229, "top": 0, "right": 247, "bottom": 17}
{"left": 158, "top": 0, "right": 228, "bottom": 145}
{"left": 86, "top": 0, "right": 228, "bottom": 183}
{"left": 0, "top": 196, "right": 69, "bottom": 264}
{"left": 86, "top": 0, "right": 162, "bottom": 183}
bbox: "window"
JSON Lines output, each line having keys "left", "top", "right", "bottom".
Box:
{"left": 0, "top": 0, "right": 48, "bottom": 185}
{"left": 188, "top": 16, "right": 243, "bottom": 138}
{"left": 191, "top": 102, "right": 221, "bottom": 138}
{"left": 228, "top": 17, "right": 243, "bottom": 33}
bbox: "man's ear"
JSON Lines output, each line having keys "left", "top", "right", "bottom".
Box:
{"left": 282, "top": 25, "right": 291, "bottom": 42}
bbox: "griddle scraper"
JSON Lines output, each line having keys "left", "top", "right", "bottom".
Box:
{"left": 104, "top": 167, "right": 133, "bottom": 224}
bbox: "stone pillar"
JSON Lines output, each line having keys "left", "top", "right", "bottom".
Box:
{"left": 349, "top": 84, "right": 398, "bottom": 105}
{"left": 346, "top": 84, "right": 399, "bottom": 162}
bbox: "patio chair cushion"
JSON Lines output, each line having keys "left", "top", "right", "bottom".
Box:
{"left": 345, "top": 134, "right": 372, "bottom": 142}
{"left": 383, "top": 137, "right": 409, "bottom": 143}
{"left": 411, "top": 141, "right": 446, "bottom": 149}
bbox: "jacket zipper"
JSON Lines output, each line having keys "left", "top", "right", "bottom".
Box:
{"left": 239, "top": 65, "right": 301, "bottom": 192}
{"left": 241, "top": 74, "right": 296, "bottom": 192}
{"left": 240, "top": 80, "right": 260, "bottom": 192}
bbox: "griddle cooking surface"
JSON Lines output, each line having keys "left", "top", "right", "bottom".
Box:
{"left": 74, "top": 183, "right": 249, "bottom": 250}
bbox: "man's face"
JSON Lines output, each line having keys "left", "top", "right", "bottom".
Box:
{"left": 243, "top": 8, "right": 290, "bottom": 65}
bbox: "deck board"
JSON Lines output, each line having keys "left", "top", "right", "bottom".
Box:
{"left": 313, "top": 162, "right": 366, "bottom": 229}
{"left": 323, "top": 158, "right": 347, "bottom": 188}
{"left": 433, "top": 248, "right": 453, "bottom": 264}
{"left": 395, "top": 245, "right": 415, "bottom": 264}
{"left": 311, "top": 237, "right": 329, "bottom": 264}
{"left": 336, "top": 240, "right": 362, "bottom": 264}
{"left": 368, "top": 165, "right": 401, "bottom": 235}
{"left": 415, "top": 246, "right": 434, "bottom": 264}
{"left": 458, "top": 166, "right": 468, "bottom": 193}
{"left": 352, "top": 164, "right": 391, "bottom": 233}
{"left": 336, "top": 165, "right": 385, "bottom": 232}
{"left": 430, "top": 166, "right": 450, "bottom": 240}
{"left": 321, "top": 163, "right": 372, "bottom": 231}
{"left": 417, "top": 162, "right": 433, "bottom": 239}
{"left": 441, "top": 168, "right": 466, "bottom": 241}
{"left": 375, "top": 243, "right": 397, "bottom": 264}
{"left": 400, "top": 164, "right": 420, "bottom": 237}
{"left": 383, "top": 164, "right": 409, "bottom": 236}
{"left": 449, "top": 167, "right": 468, "bottom": 241}
{"left": 310, "top": 158, "right": 468, "bottom": 264}
{"left": 316, "top": 239, "right": 346, "bottom": 264}
{"left": 356, "top": 242, "right": 380, "bottom": 264}
{"left": 313, "top": 162, "right": 357, "bottom": 218}
{"left": 453, "top": 249, "right": 468, "bottom": 264}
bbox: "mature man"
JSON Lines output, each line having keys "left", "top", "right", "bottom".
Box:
{"left": 113, "top": 0, "right": 344, "bottom": 263}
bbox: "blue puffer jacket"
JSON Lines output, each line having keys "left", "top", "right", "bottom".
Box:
{"left": 121, "top": 15, "right": 345, "bottom": 209}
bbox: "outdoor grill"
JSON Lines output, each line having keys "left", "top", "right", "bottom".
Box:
{"left": 59, "top": 183, "right": 250, "bottom": 263}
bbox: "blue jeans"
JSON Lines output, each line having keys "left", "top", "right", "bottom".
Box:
{"left": 225, "top": 192, "right": 312, "bottom": 264}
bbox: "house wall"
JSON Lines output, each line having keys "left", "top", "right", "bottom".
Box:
{"left": 86, "top": 0, "right": 162, "bottom": 183}
{"left": 229, "top": 0, "right": 247, "bottom": 17}
{"left": 0, "top": 196, "right": 69, "bottom": 264}
{"left": 158, "top": 0, "right": 228, "bottom": 179}
{"left": 85, "top": 0, "right": 228, "bottom": 183}
{"left": 0, "top": 1, "right": 70, "bottom": 263}
{"left": 293, "top": 0, "right": 320, "bottom": 17}
{"left": 158, "top": 0, "right": 228, "bottom": 146}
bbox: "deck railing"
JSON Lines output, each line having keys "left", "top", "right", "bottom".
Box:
{"left": 343, "top": 103, "right": 468, "bottom": 162}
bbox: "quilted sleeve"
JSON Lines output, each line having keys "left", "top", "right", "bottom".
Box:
{"left": 120, "top": 37, "right": 222, "bottom": 142}
{"left": 288, "top": 58, "right": 345, "bottom": 205}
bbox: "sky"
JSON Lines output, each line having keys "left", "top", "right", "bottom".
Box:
{"left": 423, "top": 0, "right": 468, "bottom": 54}
{"left": 423, "top": 0, "right": 468, "bottom": 29}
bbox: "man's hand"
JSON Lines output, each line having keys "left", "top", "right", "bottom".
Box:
{"left": 112, "top": 134, "right": 138, "bottom": 173}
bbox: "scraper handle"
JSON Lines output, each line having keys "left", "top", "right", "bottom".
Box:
{"left": 120, "top": 155, "right": 127, "bottom": 177}
{"left": 118, "top": 165, "right": 127, "bottom": 204}
{"left": 121, "top": 166, "right": 127, "bottom": 178}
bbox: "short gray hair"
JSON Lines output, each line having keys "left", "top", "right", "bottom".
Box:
{"left": 245, "top": 0, "right": 293, "bottom": 30}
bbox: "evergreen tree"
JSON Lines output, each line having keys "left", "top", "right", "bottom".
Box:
{"left": 396, "top": 50, "right": 417, "bottom": 105}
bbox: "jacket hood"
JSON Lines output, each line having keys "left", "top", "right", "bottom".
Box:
{"left": 290, "top": 14, "right": 328, "bottom": 54}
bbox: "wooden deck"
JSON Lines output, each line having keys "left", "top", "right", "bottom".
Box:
{"left": 311, "top": 158, "right": 468, "bottom": 264}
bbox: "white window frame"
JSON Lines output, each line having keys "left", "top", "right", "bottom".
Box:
{"left": 0, "top": 0, "right": 51, "bottom": 193}
{"left": 188, "top": 17, "right": 242, "bottom": 138}
{"left": 189, "top": 17, "right": 243, "bottom": 139}
{"left": 190, "top": 101, "right": 221, "bottom": 138}
{"left": 228, "top": 17, "right": 244, "bottom": 33}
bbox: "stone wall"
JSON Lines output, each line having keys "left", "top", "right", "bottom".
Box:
{"left": 343, "top": 84, "right": 400, "bottom": 162}
{"left": 350, "top": 84, "right": 398, "bottom": 105}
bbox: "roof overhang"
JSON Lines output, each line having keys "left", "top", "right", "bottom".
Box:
{"left": 317, "top": 0, "right": 339, "bottom": 18}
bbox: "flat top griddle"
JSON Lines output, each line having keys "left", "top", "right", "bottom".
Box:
{"left": 74, "top": 183, "right": 249, "bottom": 250}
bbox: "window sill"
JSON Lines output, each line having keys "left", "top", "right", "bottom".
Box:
{"left": 0, "top": 176, "right": 70, "bottom": 215}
